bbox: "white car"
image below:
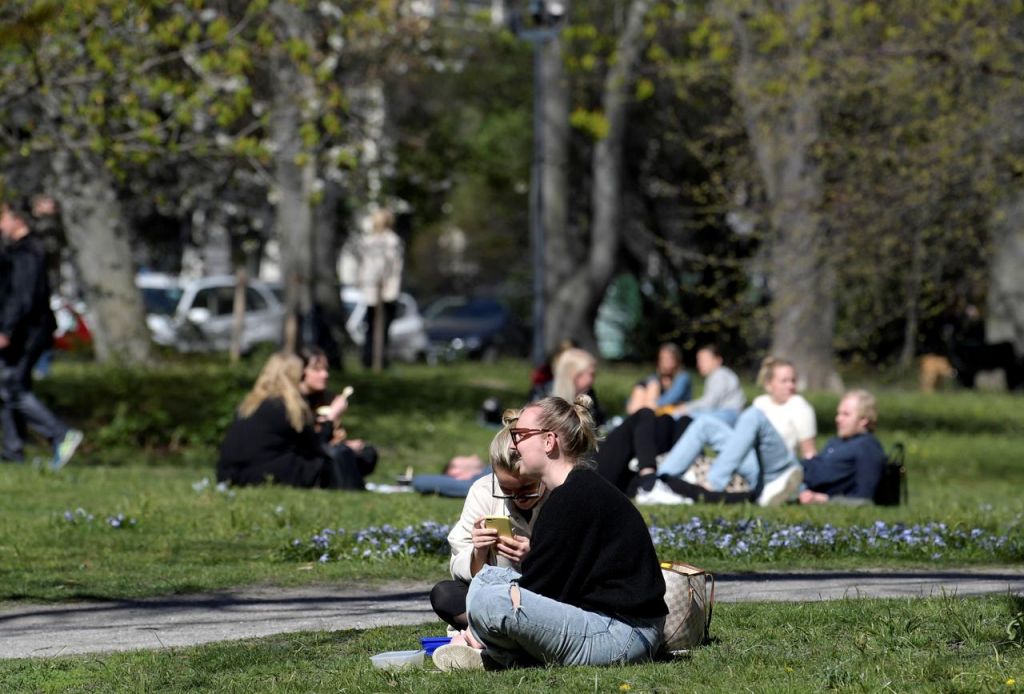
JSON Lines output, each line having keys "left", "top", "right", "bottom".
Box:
{"left": 341, "top": 287, "right": 430, "bottom": 363}
{"left": 137, "top": 274, "right": 285, "bottom": 353}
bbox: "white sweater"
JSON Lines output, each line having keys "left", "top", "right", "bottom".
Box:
{"left": 448, "top": 474, "right": 548, "bottom": 583}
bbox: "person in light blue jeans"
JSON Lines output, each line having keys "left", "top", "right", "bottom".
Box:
{"left": 465, "top": 565, "right": 663, "bottom": 668}
{"left": 659, "top": 406, "right": 795, "bottom": 492}
{"left": 431, "top": 395, "right": 667, "bottom": 671}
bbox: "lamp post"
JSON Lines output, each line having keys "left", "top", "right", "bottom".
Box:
{"left": 511, "top": 1, "right": 566, "bottom": 366}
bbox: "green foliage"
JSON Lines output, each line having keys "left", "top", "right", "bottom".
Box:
{"left": 569, "top": 108, "right": 610, "bottom": 139}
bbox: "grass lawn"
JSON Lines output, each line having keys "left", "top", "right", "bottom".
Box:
{"left": 1, "top": 358, "right": 1023, "bottom": 602}
{"left": 1, "top": 358, "right": 1023, "bottom": 688}
{"left": 0, "top": 595, "right": 1021, "bottom": 692}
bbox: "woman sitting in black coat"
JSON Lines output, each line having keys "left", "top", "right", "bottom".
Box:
{"left": 216, "top": 352, "right": 367, "bottom": 490}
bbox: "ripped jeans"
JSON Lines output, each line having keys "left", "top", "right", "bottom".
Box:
{"left": 466, "top": 566, "right": 664, "bottom": 668}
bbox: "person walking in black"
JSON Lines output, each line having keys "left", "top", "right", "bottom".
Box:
{"left": 0, "top": 197, "right": 82, "bottom": 469}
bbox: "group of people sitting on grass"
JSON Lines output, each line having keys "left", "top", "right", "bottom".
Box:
{"left": 518, "top": 341, "right": 887, "bottom": 508}
{"left": 216, "top": 347, "right": 377, "bottom": 491}
{"left": 427, "top": 376, "right": 888, "bottom": 670}
{"left": 216, "top": 344, "right": 888, "bottom": 510}
{"left": 213, "top": 346, "right": 888, "bottom": 670}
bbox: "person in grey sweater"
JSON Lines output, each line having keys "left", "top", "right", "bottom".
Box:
{"left": 672, "top": 344, "right": 744, "bottom": 425}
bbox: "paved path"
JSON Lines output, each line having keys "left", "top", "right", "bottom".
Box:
{"left": 2, "top": 569, "right": 1023, "bottom": 660}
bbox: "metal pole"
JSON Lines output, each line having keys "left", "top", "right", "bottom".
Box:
{"left": 530, "top": 36, "right": 546, "bottom": 366}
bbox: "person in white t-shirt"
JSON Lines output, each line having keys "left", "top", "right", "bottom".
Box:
{"left": 752, "top": 357, "right": 817, "bottom": 461}
{"left": 645, "top": 357, "right": 818, "bottom": 507}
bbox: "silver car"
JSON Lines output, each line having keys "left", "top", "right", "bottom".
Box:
{"left": 341, "top": 287, "right": 430, "bottom": 363}
{"left": 138, "top": 274, "right": 285, "bottom": 353}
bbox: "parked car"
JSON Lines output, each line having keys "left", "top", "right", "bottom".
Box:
{"left": 422, "top": 296, "right": 527, "bottom": 362}
{"left": 137, "top": 274, "right": 285, "bottom": 353}
{"left": 340, "top": 287, "right": 430, "bottom": 363}
{"left": 51, "top": 296, "right": 92, "bottom": 352}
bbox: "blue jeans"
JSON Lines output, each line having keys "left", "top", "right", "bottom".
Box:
{"left": 411, "top": 468, "right": 490, "bottom": 497}
{"left": 690, "top": 409, "right": 740, "bottom": 427}
{"left": 466, "top": 566, "right": 664, "bottom": 668}
{"left": 659, "top": 407, "right": 794, "bottom": 491}
{"left": 1, "top": 331, "right": 67, "bottom": 460}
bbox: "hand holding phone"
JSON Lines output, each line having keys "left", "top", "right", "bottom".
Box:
{"left": 495, "top": 533, "right": 530, "bottom": 563}
{"left": 482, "top": 515, "right": 513, "bottom": 538}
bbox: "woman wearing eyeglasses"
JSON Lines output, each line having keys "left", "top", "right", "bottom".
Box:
{"left": 429, "top": 416, "right": 548, "bottom": 631}
{"left": 431, "top": 395, "right": 666, "bottom": 671}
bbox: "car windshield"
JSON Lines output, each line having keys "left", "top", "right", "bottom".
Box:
{"left": 141, "top": 287, "right": 184, "bottom": 316}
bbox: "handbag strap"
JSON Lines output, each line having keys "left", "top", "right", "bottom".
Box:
{"left": 661, "top": 560, "right": 715, "bottom": 643}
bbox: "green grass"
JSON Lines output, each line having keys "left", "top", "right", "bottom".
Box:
{"left": 1, "top": 359, "right": 1023, "bottom": 602}
{"left": 1, "top": 596, "right": 1021, "bottom": 692}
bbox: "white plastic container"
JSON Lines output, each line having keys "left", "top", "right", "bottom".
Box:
{"left": 369, "top": 649, "right": 425, "bottom": 670}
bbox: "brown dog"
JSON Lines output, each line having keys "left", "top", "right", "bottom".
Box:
{"left": 920, "top": 354, "right": 955, "bottom": 393}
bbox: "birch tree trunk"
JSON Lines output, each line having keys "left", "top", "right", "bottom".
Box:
{"left": 731, "top": 0, "right": 842, "bottom": 391}
{"left": 545, "top": 0, "right": 651, "bottom": 354}
{"left": 987, "top": 193, "right": 1024, "bottom": 353}
{"left": 52, "top": 150, "right": 151, "bottom": 364}
{"left": 270, "top": 1, "right": 317, "bottom": 354}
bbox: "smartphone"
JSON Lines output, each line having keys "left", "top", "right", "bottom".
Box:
{"left": 483, "top": 515, "right": 513, "bottom": 538}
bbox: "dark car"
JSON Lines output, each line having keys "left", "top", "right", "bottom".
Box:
{"left": 423, "top": 296, "right": 527, "bottom": 362}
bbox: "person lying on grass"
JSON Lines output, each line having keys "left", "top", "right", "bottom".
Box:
{"left": 410, "top": 452, "right": 490, "bottom": 498}
{"left": 431, "top": 395, "right": 666, "bottom": 671}
{"left": 429, "top": 416, "right": 548, "bottom": 630}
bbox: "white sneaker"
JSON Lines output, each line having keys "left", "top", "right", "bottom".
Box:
{"left": 52, "top": 429, "right": 84, "bottom": 471}
{"left": 681, "top": 466, "right": 699, "bottom": 485}
{"left": 432, "top": 643, "right": 484, "bottom": 671}
{"left": 635, "top": 479, "right": 693, "bottom": 505}
{"left": 757, "top": 465, "right": 803, "bottom": 507}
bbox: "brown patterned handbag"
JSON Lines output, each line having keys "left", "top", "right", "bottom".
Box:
{"left": 659, "top": 561, "right": 715, "bottom": 654}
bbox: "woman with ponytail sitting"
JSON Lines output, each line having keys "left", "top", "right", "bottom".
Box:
{"left": 431, "top": 394, "right": 666, "bottom": 671}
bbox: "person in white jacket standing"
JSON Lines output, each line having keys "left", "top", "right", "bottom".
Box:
{"left": 356, "top": 208, "right": 403, "bottom": 369}
{"left": 430, "top": 414, "right": 548, "bottom": 630}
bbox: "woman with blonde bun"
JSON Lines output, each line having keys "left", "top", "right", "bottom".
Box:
{"left": 432, "top": 395, "right": 665, "bottom": 671}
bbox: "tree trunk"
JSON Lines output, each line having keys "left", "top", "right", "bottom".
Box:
{"left": 898, "top": 228, "right": 924, "bottom": 370}
{"left": 311, "top": 181, "right": 347, "bottom": 368}
{"left": 540, "top": 25, "right": 573, "bottom": 355}
{"left": 270, "top": 0, "right": 317, "bottom": 354}
{"left": 987, "top": 192, "right": 1024, "bottom": 353}
{"left": 731, "top": 0, "right": 842, "bottom": 391}
{"left": 51, "top": 150, "right": 152, "bottom": 364}
{"left": 229, "top": 267, "right": 248, "bottom": 363}
{"left": 545, "top": 0, "right": 651, "bottom": 355}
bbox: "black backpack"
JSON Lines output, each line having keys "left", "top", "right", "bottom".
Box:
{"left": 873, "top": 442, "right": 907, "bottom": 506}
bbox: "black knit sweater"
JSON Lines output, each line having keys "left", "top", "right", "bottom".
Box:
{"left": 520, "top": 468, "right": 667, "bottom": 619}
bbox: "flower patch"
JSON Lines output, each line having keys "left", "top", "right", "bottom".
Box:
{"left": 284, "top": 517, "right": 1022, "bottom": 563}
